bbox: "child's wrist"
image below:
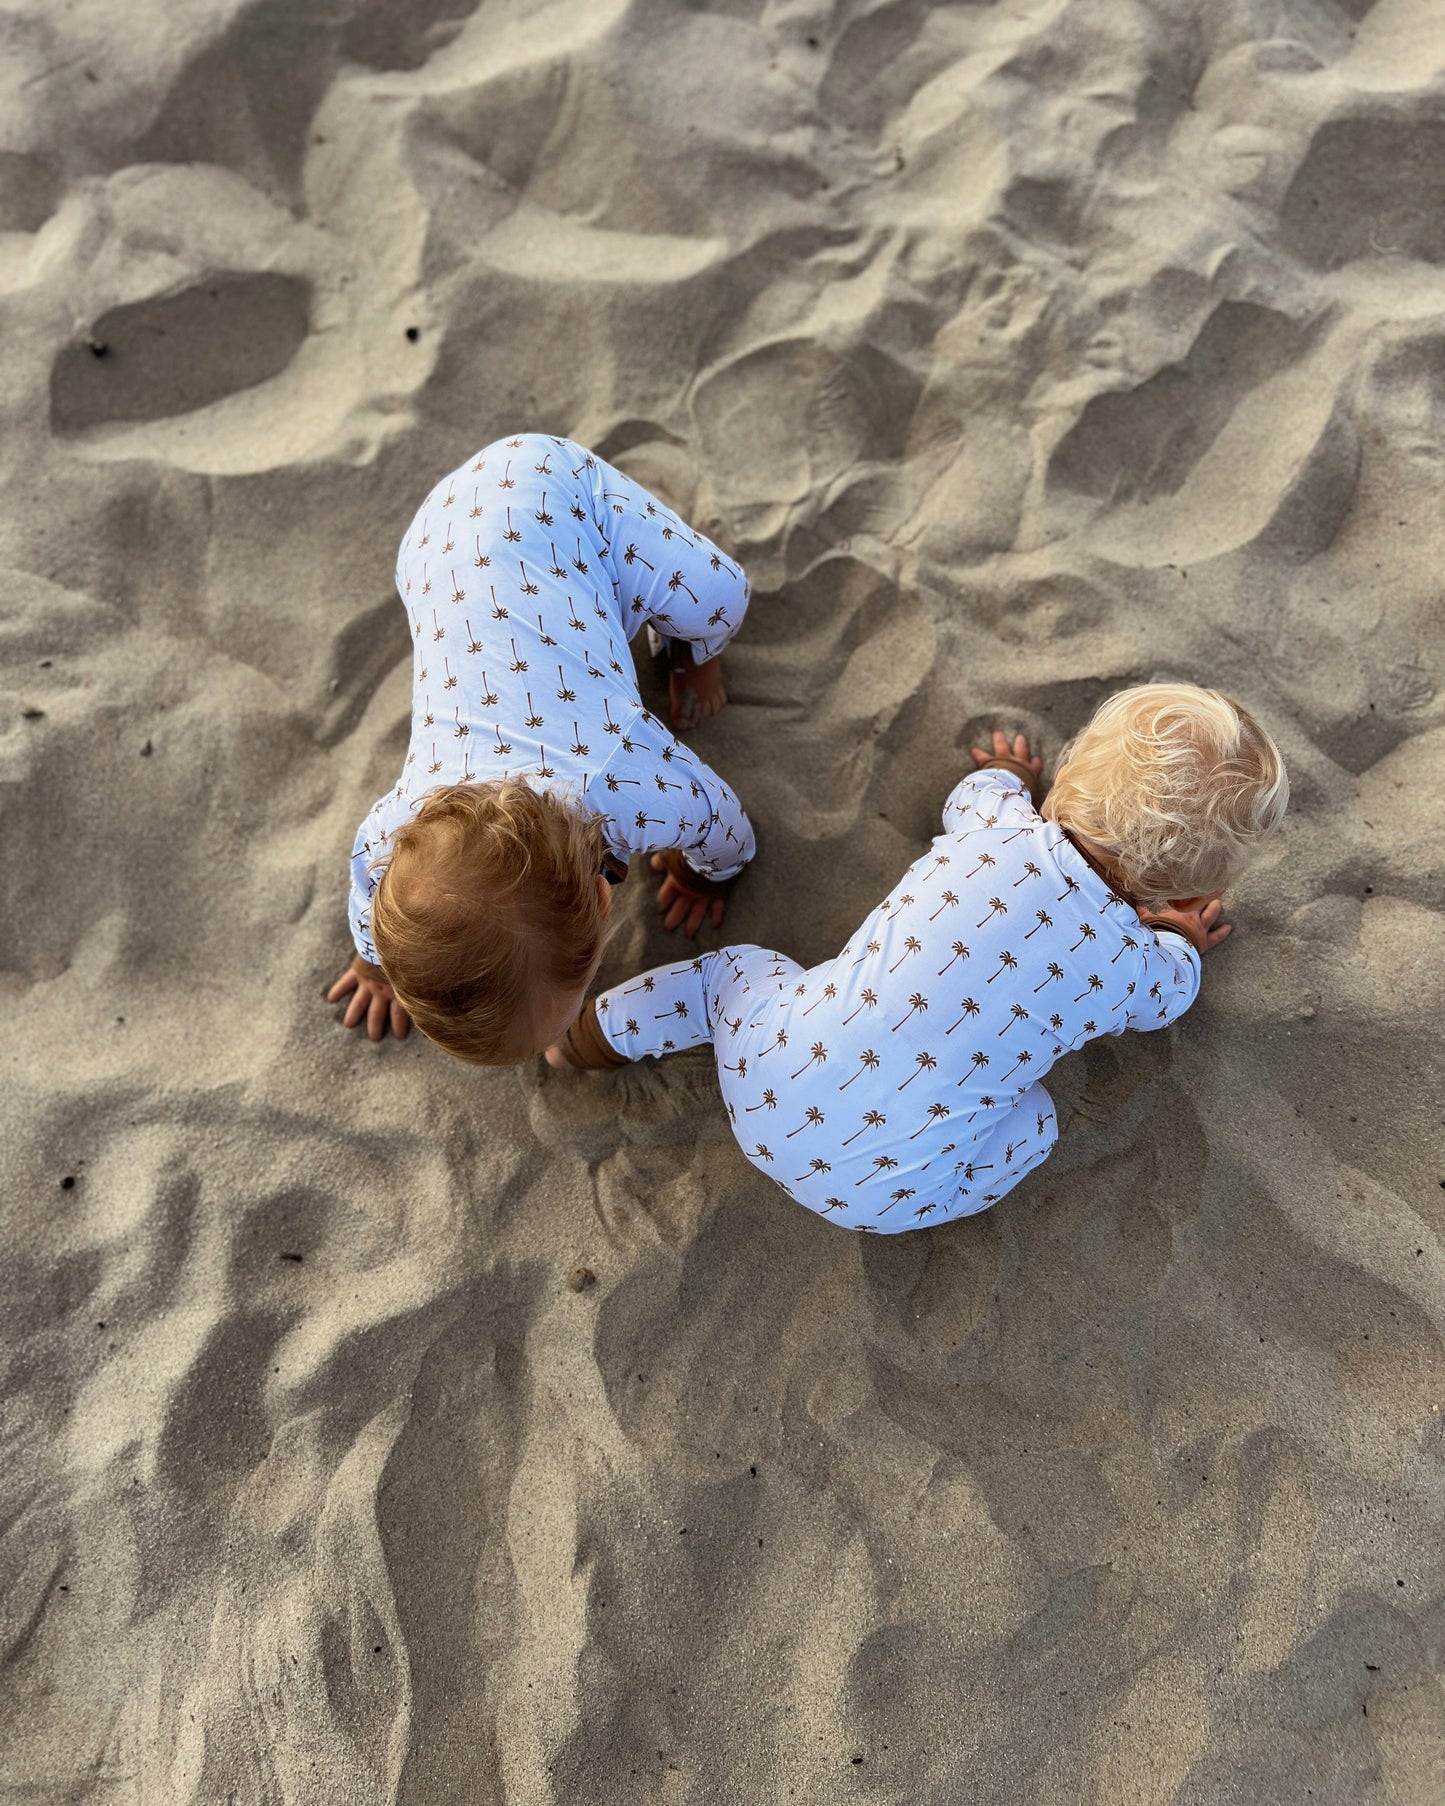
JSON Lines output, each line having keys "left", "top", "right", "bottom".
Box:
{"left": 1142, "top": 917, "right": 1204, "bottom": 956}
{"left": 659, "top": 847, "right": 733, "bottom": 899}
{"left": 975, "top": 755, "right": 1044, "bottom": 808}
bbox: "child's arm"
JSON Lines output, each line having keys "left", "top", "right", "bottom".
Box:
{"left": 943, "top": 728, "right": 1046, "bottom": 831}
{"left": 602, "top": 708, "right": 756, "bottom": 938}
{"left": 332, "top": 822, "right": 411, "bottom": 1040}
{"left": 1121, "top": 907, "right": 1212, "bottom": 1031}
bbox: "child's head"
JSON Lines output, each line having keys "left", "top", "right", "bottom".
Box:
{"left": 370, "top": 780, "right": 614, "bottom": 1064}
{"left": 1043, "top": 684, "right": 1288, "bottom": 908}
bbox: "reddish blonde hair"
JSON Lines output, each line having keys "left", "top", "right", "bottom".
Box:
{"left": 371, "top": 780, "right": 609, "bottom": 1064}
{"left": 1043, "top": 684, "right": 1288, "bottom": 907}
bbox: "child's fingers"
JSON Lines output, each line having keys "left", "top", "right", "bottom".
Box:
{"left": 971, "top": 729, "right": 1042, "bottom": 773}
{"left": 343, "top": 988, "right": 368, "bottom": 1029}
{"left": 390, "top": 998, "right": 410, "bottom": 1039}
{"left": 327, "top": 969, "right": 359, "bottom": 1002}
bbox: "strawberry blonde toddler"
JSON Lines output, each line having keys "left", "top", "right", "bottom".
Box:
{"left": 547, "top": 685, "right": 1287, "bottom": 1229}
{"left": 328, "top": 433, "right": 756, "bottom": 1063}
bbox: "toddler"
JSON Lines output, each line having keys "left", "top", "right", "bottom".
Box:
{"left": 328, "top": 433, "right": 756, "bottom": 1061}
{"left": 547, "top": 685, "right": 1288, "bottom": 1229}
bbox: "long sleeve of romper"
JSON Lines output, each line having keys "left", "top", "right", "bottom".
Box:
{"left": 1122, "top": 927, "right": 1201, "bottom": 1031}
{"left": 583, "top": 455, "right": 749, "bottom": 663}
{"left": 943, "top": 764, "right": 1201, "bottom": 1031}
{"left": 940, "top": 766, "right": 1036, "bottom": 835}
{"left": 596, "top": 706, "right": 755, "bottom": 880}
{"left": 347, "top": 821, "right": 379, "bottom": 965}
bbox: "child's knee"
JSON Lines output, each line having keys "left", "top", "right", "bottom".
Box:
{"left": 988, "top": 1082, "right": 1057, "bottom": 1185}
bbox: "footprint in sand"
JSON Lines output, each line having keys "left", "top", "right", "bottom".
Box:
{"left": 50, "top": 272, "right": 311, "bottom": 435}
{"left": 1038, "top": 299, "right": 1361, "bottom": 566}
{"left": 1281, "top": 114, "right": 1445, "bottom": 270}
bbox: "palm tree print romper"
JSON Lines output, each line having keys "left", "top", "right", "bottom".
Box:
{"left": 348, "top": 434, "right": 755, "bottom": 964}
{"left": 592, "top": 769, "right": 1202, "bottom": 1232}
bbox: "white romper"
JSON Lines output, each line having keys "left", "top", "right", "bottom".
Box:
{"left": 592, "top": 768, "right": 1202, "bottom": 1231}
{"left": 348, "top": 434, "right": 755, "bottom": 964}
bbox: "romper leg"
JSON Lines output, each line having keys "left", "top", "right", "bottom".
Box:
{"left": 594, "top": 955, "right": 718, "bottom": 1060}
{"left": 951, "top": 1081, "right": 1059, "bottom": 1217}
{"left": 581, "top": 449, "right": 750, "bottom": 663}
{"left": 594, "top": 946, "right": 801, "bottom": 1063}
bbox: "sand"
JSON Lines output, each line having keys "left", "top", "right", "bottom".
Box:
{"left": 3, "top": 0, "right": 1443, "bottom": 1800}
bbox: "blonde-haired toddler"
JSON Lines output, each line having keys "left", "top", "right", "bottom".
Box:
{"left": 548, "top": 684, "right": 1287, "bottom": 1229}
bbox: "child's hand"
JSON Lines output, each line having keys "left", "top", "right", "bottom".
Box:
{"left": 327, "top": 956, "right": 411, "bottom": 1041}
{"left": 1135, "top": 895, "right": 1232, "bottom": 956}
{"left": 970, "top": 728, "right": 1044, "bottom": 780}
{"left": 650, "top": 852, "right": 727, "bottom": 938}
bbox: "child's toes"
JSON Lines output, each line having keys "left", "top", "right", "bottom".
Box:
{"left": 668, "top": 676, "right": 699, "bottom": 729}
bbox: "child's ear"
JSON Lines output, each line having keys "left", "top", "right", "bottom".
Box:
{"left": 597, "top": 874, "right": 613, "bottom": 913}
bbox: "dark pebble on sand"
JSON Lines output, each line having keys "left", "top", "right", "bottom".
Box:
{"left": 567, "top": 1266, "right": 596, "bottom": 1292}
{"left": 140, "top": 739, "right": 152, "bottom": 756}
{"left": 60, "top": 1175, "right": 75, "bottom": 1189}
{"left": 405, "top": 326, "right": 420, "bottom": 342}
{"left": 22, "top": 706, "right": 44, "bottom": 719}
{"left": 88, "top": 339, "right": 108, "bottom": 358}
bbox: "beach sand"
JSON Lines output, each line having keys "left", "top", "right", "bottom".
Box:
{"left": 3, "top": 0, "right": 1443, "bottom": 1800}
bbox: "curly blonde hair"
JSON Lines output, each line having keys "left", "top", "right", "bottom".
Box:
{"left": 1042, "top": 685, "right": 1288, "bottom": 908}
{"left": 370, "top": 780, "right": 611, "bottom": 1065}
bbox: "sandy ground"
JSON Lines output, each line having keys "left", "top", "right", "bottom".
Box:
{"left": 3, "top": 0, "right": 1444, "bottom": 1801}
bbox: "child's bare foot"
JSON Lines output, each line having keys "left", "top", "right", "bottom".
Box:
{"left": 669, "top": 648, "right": 727, "bottom": 730}
{"left": 545, "top": 1002, "right": 630, "bottom": 1070}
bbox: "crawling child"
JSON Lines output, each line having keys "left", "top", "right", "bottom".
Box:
{"left": 328, "top": 432, "right": 756, "bottom": 1062}
{"left": 547, "top": 685, "right": 1287, "bottom": 1229}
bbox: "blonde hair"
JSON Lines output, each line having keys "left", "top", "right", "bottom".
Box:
{"left": 370, "top": 780, "right": 610, "bottom": 1065}
{"left": 1042, "top": 685, "right": 1288, "bottom": 907}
